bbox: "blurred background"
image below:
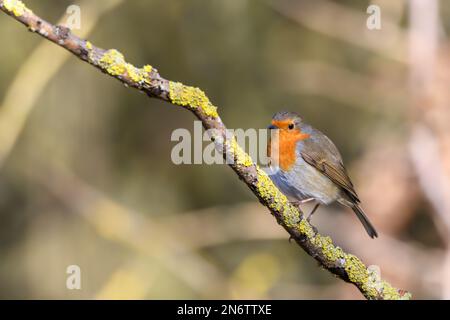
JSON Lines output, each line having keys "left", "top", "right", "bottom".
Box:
{"left": 0, "top": 0, "right": 449, "bottom": 299}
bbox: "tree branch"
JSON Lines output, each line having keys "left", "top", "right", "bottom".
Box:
{"left": 0, "top": 0, "right": 411, "bottom": 300}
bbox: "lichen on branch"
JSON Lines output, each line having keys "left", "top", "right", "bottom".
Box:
{"left": 3, "top": 0, "right": 31, "bottom": 17}
{"left": 169, "top": 81, "right": 219, "bottom": 118}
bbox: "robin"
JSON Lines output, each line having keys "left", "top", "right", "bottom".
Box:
{"left": 267, "top": 111, "right": 378, "bottom": 238}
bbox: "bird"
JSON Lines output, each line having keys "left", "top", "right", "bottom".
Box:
{"left": 267, "top": 111, "right": 378, "bottom": 238}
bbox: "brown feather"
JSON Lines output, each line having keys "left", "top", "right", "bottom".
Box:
{"left": 300, "top": 133, "right": 360, "bottom": 203}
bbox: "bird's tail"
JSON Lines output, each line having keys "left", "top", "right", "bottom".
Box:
{"left": 351, "top": 204, "right": 378, "bottom": 238}
{"left": 339, "top": 199, "right": 378, "bottom": 238}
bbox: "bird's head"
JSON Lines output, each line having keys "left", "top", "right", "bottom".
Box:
{"left": 267, "top": 111, "right": 311, "bottom": 170}
{"left": 268, "top": 111, "right": 310, "bottom": 140}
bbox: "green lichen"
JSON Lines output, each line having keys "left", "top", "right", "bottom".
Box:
{"left": 169, "top": 81, "right": 218, "bottom": 118}
{"left": 86, "top": 41, "right": 93, "bottom": 50}
{"left": 3, "top": 0, "right": 31, "bottom": 17}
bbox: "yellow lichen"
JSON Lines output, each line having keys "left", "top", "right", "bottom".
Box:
{"left": 3, "top": 0, "right": 31, "bottom": 17}
{"left": 86, "top": 41, "right": 93, "bottom": 50}
{"left": 99, "top": 49, "right": 126, "bottom": 76}
{"left": 398, "top": 290, "right": 412, "bottom": 300}
{"left": 344, "top": 255, "right": 368, "bottom": 283}
{"left": 342, "top": 254, "right": 379, "bottom": 299}
{"left": 98, "top": 49, "right": 152, "bottom": 85}
{"left": 141, "top": 65, "right": 153, "bottom": 84}
{"left": 255, "top": 168, "right": 300, "bottom": 227}
{"left": 312, "top": 235, "right": 345, "bottom": 262}
{"left": 169, "top": 81, "right": 218, "bottom": 118}
{"left": 227, "top": 138, "right": 253, "bottom": 167}
{"left": 143, "top": 65, "right": 153, "bottom": 73}
{"left": 380, "top": 281, "right": 411, "bottom": 300}
{"left": 125, "top": 64, "right": 142, "bottom": 83}
{"left": 298, "top": 219, "right": 315, "bottom": 238}
{"left": 304, "top": 235, "right": 409, "bottom": 300}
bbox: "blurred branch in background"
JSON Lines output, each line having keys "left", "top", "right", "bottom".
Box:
{"left": 0, "top": 0, "right": 410, "bottom": 299}
{"left": 25, "top": 158, "right": 439, "bottom": 298}
{"left": 159, "top": 204, "right": 441, "bottom": 298}
{"left": 25, "top": 159, "right": 229, "bottom": 298}
{"left": 0, "top": 0, "right": 123, "bottom": 168}
{"left": 269, "top": 0, "right": 408, "bottom": 63}
{"left": 0, "top": 0, "right": 227, "bottom": 296}
{"left": 95, "top": 257, "right": 159, "bottom": 299}
{"left": 407, "top": 0, "right": 450, "bottom": 299}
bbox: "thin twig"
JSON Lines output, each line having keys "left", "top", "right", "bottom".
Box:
{"left": 0, "top": 0, "right": 410, "bottom": 299}
{"left": 0, "top": 0, "right": 123, "bottom": 167}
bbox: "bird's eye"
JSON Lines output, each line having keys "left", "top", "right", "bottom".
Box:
{"left": 288, "top": 123, "right": 294, "bottom": 130}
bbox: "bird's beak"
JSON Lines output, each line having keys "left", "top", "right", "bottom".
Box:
{"left": 267, "top": 125, "right": 277, "bottom": 130}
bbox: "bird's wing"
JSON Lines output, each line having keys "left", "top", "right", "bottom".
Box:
{"left": 299, "top": 130, "right": 360, "bottom": 203}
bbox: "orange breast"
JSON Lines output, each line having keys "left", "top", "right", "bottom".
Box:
{"left": 268, "top": 129, "right": 310, "bottom": 171}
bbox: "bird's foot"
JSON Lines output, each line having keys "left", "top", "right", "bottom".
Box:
{"left": 289, "top": 201, "right": 302, "bottom": 210}
{"left": 289, "top": 198, "right": 314, "bottom": 210}
{"left": 307, "top": 203, "right": 320, "bottom": 222}
{"left": 303, "top": 216, "right": 319, "bottom": 235}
